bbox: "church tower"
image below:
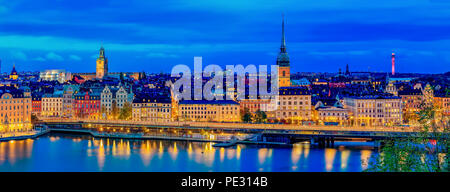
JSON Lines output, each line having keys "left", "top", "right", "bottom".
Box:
{"left": 96, "top": 46, "right": 108, "bottom": 79}
{"left": 277, "top": 14, "right": 291, "bottom": 87}
{"left": 9, "top": 63, "right": 18, "bottom": 80}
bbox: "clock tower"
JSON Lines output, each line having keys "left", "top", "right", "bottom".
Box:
{"left": 96, "top": 46, "right": 108, "bottom": 79}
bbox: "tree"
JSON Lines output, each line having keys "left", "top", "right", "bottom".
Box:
{"left": 31, "top": 113, "right": 39, "bottom": 124}
{"left": 364, "top": 102, "right": 449, "bottom": 172}
{"left": 119, "top": 102, "right": 132, "bottom": 120}
{"left": 241, "top": 107, "right": 252, "bottom": 123}
{"left": 254, "top": 110, "right": 267, "bottom": 123}
{"left": 111, "top": 100, "right": 119, "bottom": 120}
{"left": 100, "top": 105, "right": 107, "bottom": 120}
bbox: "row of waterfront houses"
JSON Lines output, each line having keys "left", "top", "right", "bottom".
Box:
{"left": 1, "top": 78, "right": 448, "bottom": 134}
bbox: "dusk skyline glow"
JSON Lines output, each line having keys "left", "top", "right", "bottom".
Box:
{"left": 0, "top": 0, "right": 450, "bottom": 74}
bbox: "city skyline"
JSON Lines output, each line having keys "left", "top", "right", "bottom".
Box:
{"left": 1, "top": 0, "right": 450, "bottom": 74}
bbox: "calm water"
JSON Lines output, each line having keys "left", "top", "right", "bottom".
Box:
{"left": 0, "top": 133, "right": 376, "bottom": 172}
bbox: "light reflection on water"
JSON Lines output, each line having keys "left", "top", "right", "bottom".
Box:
{"left": 0, "top": 133, "right": 376, "bottom": 172}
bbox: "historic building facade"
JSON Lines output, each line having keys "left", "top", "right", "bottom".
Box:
{"left": 344, "top": 96, "right": 402, "bottom": 126}
{"left": 41, "top": 91, "right": 63, "bottom": 117}
{"left": 268, "top": 87, "right": 312, "bottom": 123}
{"left": 74, "top": 91, "right": 101, "bottom": 119}
{"left": 132, "top": 96, "right": 172, "bottom": 122}
{"left": 0, "top": 87, "right": 32, "bottom": 132}
{"left": 178, "top": 100, "right": 240, "bottom": 122}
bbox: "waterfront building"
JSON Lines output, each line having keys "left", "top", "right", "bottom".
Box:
{"left": 277, "top": 15, "right": 291, "bottom": 87}
{"left": 74, "top": 90, "right": 101, "bottom": 119}
{"left": 132, "top": 96, "right": 172, "bottom": 122}
{"left": 101, "top": 85, "right": 134, "bottom": 114}
{"left": 344, "top": 95, "right": 402, "bottom": 126}
{"left": 62, "top": 85, "right": 80, "bottom": 118}
{"left": 41, "top": 90, "right": 63, "bottom": 117}
{"left": 31, "top": 93, "right": 42, "bottom": 117}
{"left": 238, "top": 94, "right": 273, "bottom": 114}
{"left": 398, "top": 89, "right": 423, "bottom": 123}
{"left": 0, "top": 86, "right": 32, "bottom": 132}
{"left": 39, "top": 69, "right": 71, "bottom": 83}
{"left": 96, "top": 46, "right": 108, "bottom": 79}
{"left": 269, "top": 87, "right": 311, "bottom": 124}
{"left": 313, "top": 97, "right": 348, "bottom": 125}
{"left": 434, "top": 92, "right": 450, "bottom": 117}
{"left": 178, "top": 100, "right": 240, "bottom": 122}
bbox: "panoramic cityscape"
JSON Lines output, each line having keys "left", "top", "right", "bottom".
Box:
{"left": 0, "top": 1, "right": 448, "bottom": 175}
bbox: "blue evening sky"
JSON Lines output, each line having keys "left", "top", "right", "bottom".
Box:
{"left": 0, "top": 0, "right": 449, "bottom": 74}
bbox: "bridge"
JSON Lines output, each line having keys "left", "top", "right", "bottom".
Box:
{"left": 40, "top": 119, "right": 440, "bottom": 147}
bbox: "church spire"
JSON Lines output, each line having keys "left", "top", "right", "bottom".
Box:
{"left": 280, "top": 13, "right": 286, "bottom": 53}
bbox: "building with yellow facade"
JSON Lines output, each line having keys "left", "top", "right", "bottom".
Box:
{"left": 178, "top": 100, "right": 240, "bottom": 122}
{"left": 0, "top": 86, "right": 32, "bottom": 133}
{"left": 132, "top": 96, "right": 172, "bottom": 123}
{"left": 268, "top": 87, "right": 312, "bottom": 124}
{"left": 313, "top": 98, "right": 348, "bottom": 126}
{"left": 344, "top": 95, "right": 402, "bottom": 126}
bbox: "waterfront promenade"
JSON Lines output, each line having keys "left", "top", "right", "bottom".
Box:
{"left": 0, "top": 130, "right": 49, "bottom": 141}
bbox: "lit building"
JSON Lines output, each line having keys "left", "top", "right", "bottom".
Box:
{"left": 385, "top": 82, "right": 398, "bottom": 96}
{"left": 31, "top": 93, "right": 42, "bottom": 117}
{"left": 239, "top": 94, "right": 273, "bottom": 114}
{"left": 0, "top": 86, "right": 32, "bottom": 132}
{"left": 178, "top": 100, "right": 240, "bottom": 122}
{"left": 269, "top": 87, "right": 312, "bottom": 124}
{"left": 41, "top": 91, "right": 63, "bottom": 117}
{"left": 96, "top": 46, "right": 108, "bottom": 79}
{"left": 100, "top": 85, "right": 134, "bottom": 114}
{"left": 9, "top": 64, "right": 18, "bottom": 80}
{"left": 74, "top": 91, "right": 101, "bottom": 119}
{"left": 344, "top": 95, "right": 402, "bottom": 126}
{"left": 132, "top": 96, "right": 172, "bottom": 122}
{"left": 313, "top": 98, "right": 348, "bottom": 125}
{"left": 434, "top": 92, "right": 450, "bottom": 117}
{"left": 398, "top": 89, "right": 423, "bottom": 123}
{"left": 62, "top": 85, "right": 80, "bottom": 118}
{"left": 277, "top": 15, "right": 291, "bottom": 87}
{"left": 39, "top": 69, "right": 71, "bottom": 83}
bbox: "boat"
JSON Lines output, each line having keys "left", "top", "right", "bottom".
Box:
{"left": 213, "top": 137, "right": 238, "bottom": 148}
{"left": 213, "top": 141, "right": 236, "bottom": 148}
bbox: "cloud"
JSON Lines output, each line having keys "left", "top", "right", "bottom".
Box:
{"left": 11, "top": 51, "right": 28, "bottom": 61}
{"left": 33, "top": 57, "right": 46, "bottom": 61}
{"left": 69, "top": 54, "right": 82, "bottom": 61}
{"left": 146, "top": 53, "right": 179, "bottom": 58}
{"left": 46, "top": 52, "right": 64, "bottom": 61}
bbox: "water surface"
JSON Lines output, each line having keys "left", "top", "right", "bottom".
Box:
{"left": 0, "top": 133, "right": 376, "bottom": 172}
